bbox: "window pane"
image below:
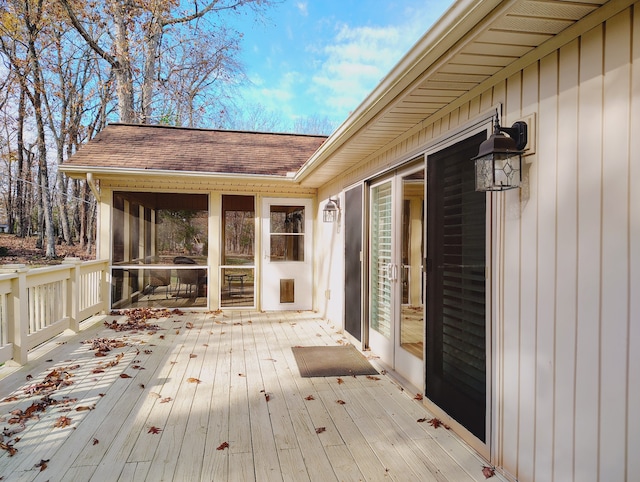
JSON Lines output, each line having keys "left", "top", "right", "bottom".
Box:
{"left": 270, "top": 234, "right": 304, "bottom": 261}
{"left": 270, "top": 206, "right": 304, "bottom": 233}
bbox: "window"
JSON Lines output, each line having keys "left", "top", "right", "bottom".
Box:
{"left": 269, "top": 205, "right": 305, "bottom": 262}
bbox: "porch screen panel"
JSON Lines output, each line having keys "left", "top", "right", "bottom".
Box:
{"left": 370, "top": 181, "right": 393, "bottom": 338}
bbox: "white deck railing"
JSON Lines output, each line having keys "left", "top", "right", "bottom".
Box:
{"left": 0, "top": 258, "right": 108, "bottom": 365}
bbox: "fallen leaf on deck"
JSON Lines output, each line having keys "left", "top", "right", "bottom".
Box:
{"left": 305, "top": 395, "right": 315, "bottom": 401}
{"left": 119, "top": 374, "right": 132, "bottom": 379}
{"left": 75, "top": 405, "right": 94, "bottom": 412}
{"left": 417, "top": 418, "right": 427, "bottom": 423}
{"left": 336, "top": 378, "right": 344, "bottom": 385}
{"left": 26, "top": 374, "right": 33, "bottom": 380}
{"left": 54, "top": 416, "right": 72, "bottom": 428}
{"left": 315, "top": 427, "right": 326, "bottom": 434}
{"left": 187, "top": 377, "right": 201, "bottom": 384}
{"left": 217, "top": 441, "right": 229, "bottom": 450}
{"left": 148, "top": 426, "right": 162, "bottom": 434}
{"left": 35, "top": 459, "right": 49, "bottom": 471}
{"left": 144, "top": 349, "right": 153, "bottom": 354}
{"left": 482, "top": 465, "right": 496, "bottom": 478}
{"left": 336, "top": 400, "right": 346, "bottom": 405}
{"left": 93, "top": 438, "right": 99, "bottom": 445}
{"left": 414, "top": 393, "right": 424, "bottom": 400}
{"left": 160, "top": 397, "right": 172, "bottom": 403}
{"left": 186, "top": 322, "right": 194, "bottom": 329}
{"left": 159, "top": 335, "right": 165, "bottom": 339}
{"left": 189, "top": 354, "right": 197, "bottom": 358}
{"left": 427, "top": 418, "right": 450, "bottom": 429}
{"left": 366, "top": 375, "right": 381, "bottom": 381}
{"left": 0, "top": 441, "right": 17, "bottom": 456}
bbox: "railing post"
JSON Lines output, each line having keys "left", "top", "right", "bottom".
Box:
{"left": 62, "top": 257, "right": 82, "bottom": 331}
{"left": 101, "top": 263, "right": 110, "bottom": 313}
{"left": 0, "top": 264, "right": 29, "bottom": 365}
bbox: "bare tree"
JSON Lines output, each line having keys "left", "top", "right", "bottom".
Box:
{"left": 60, "top": 0, "right": 272, "bottom": 124}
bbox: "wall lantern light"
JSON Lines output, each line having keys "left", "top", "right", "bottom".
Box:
{"left": 323, "top": 198, "right": 340, "bottom": 223}
{"left": 472, "top": 113, "right": 528, "bottom": 191}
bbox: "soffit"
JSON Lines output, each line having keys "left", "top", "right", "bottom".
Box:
{"left": 296, "top": 0, "right": 609, "bottom": 188}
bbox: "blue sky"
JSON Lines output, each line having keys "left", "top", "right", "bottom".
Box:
{"left": 229, "top": 0, "right": 452, "bottom": 132}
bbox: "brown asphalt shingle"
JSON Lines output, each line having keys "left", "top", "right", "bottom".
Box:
{"left": 63, "top": 123, "right": 327, "bottom": 177}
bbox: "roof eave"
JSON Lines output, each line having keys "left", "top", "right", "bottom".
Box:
{"left": 59, "top": 165, "right": 298, "bottom": 183}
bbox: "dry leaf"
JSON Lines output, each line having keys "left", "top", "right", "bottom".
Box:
{"left": 304, "top": 395, "right": 315, "bottom": 401}
{"left": 336, "top": 400, "right": 346, "bottom": 405}
{"left": 414, "top": 393, "right": 424, "bottom": 400}
{"left": 366, "top": 375, "right": 381, "bottom": 381}
{"left": 160, "top": 397, "right": 172, "bottom": 403}
{"left": 54, "top": 416, "right": 72, "bottom": 428}
{"left": 187, "top": 377, "right": 201, "bottom": 384}
{"left": 336, "top": 378, "right": 344, "bottom": 385}
{"left": 482, "top": 466, "right": 496, "bottom": 479}
{"left": 148, "top": 426, "right": 162, "bottom": 434}
{"left": 217, "top": 441, "right": 229, "bottom": 450}
{"left": 186, "top": 322, "right": 194, "bottom": 329}
{"left": 0, "top": 441, "right": 18, "bottom": 456}
{"left": 315, "top": 427, "right": 326, "bottom": 434}
{"left": 189, "top": 354, "right": 197, "bottom": 358}
{"left": 427, "top": 418, "right": 450, "bottom": 429}
{"left": 75, "top": 405, "right": 94, "bottom": 412}
{"left": 119, "top": 373, "right": 132, "bottom": 379}
{"left": 417, "top": 418, "right": 427, "bottom": 423}
{"left": 35, "top": 459, "right": 49, "bottom": 471}
{"left": 93, "top": 438, "right": 99, "bottom": 445}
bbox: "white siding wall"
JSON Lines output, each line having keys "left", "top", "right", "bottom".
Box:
{"left": 321, "top": 5, "right": 640, "bottom": 481}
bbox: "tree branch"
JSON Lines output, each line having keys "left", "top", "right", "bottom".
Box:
{"left": 58, "top": 0, "right": 120, "bottom": 69}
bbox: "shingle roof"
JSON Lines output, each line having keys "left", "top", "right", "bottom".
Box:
{"left": 62, "top": 123, "right": 327, "bottom": 177}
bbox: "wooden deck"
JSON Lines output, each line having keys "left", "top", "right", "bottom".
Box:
{"left": 0, "top": 310, "right": 502, "bottom": 482}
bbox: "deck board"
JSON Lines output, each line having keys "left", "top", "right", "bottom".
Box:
{"left": 0, "top": 310, "right": 505, "bottom": 482}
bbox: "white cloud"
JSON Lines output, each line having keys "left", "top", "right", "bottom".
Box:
{"left": 296, "top": 2, "right": 308, "bottom": 17}
{"left": 308, "top": 8, "right": 438, "bottom": 120}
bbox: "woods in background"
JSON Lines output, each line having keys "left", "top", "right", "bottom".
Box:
{"left": 0, "top": 0, "right": 273, "bottom": 258}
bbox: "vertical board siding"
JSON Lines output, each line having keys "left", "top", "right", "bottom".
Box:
{"left": 599, "top": 10, "right": 631, "bottom": 482}
{"left": 574, "top": 23, "right": 603, "bottom": 482}
{"left": 496, "top": 9, "right": 638, "bottom": 482}
{"left": 627, "top": 8, "right": 640, "bottom": 481}
{"left": 554, "top": 38, "right": 579, "bottom": 482}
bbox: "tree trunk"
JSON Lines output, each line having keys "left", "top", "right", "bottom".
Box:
{"left": 112, "top": 0, "right": 135, "bottom": 123}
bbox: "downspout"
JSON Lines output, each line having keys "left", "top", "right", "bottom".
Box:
{"left": 86, "top": 172, "right": 100, "bottom": 202}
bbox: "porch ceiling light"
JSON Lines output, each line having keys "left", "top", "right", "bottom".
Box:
{"left": 323, "top": 198, "right": 340, "bottom": 223}
{"left": 472, "top": 113, "right": 528, "bottom": 192}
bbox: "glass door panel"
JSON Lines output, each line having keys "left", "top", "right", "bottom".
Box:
{"left": 370, "top": 181, "right": 393, "bottom": 339}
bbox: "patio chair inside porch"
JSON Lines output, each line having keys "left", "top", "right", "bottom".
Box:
{"left": 173, "top": 256, "right": 206, "bottom": 298}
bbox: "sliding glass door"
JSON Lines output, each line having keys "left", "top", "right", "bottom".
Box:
{"left": 369, "top": 164, "right": 424, "bottom": 389}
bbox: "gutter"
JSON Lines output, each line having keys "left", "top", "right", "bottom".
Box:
{"left": 86, "top": 172, "right": 100, "bottom": 202}
{"left": 60, "top": 165, "right": 300, "bottom": 184}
